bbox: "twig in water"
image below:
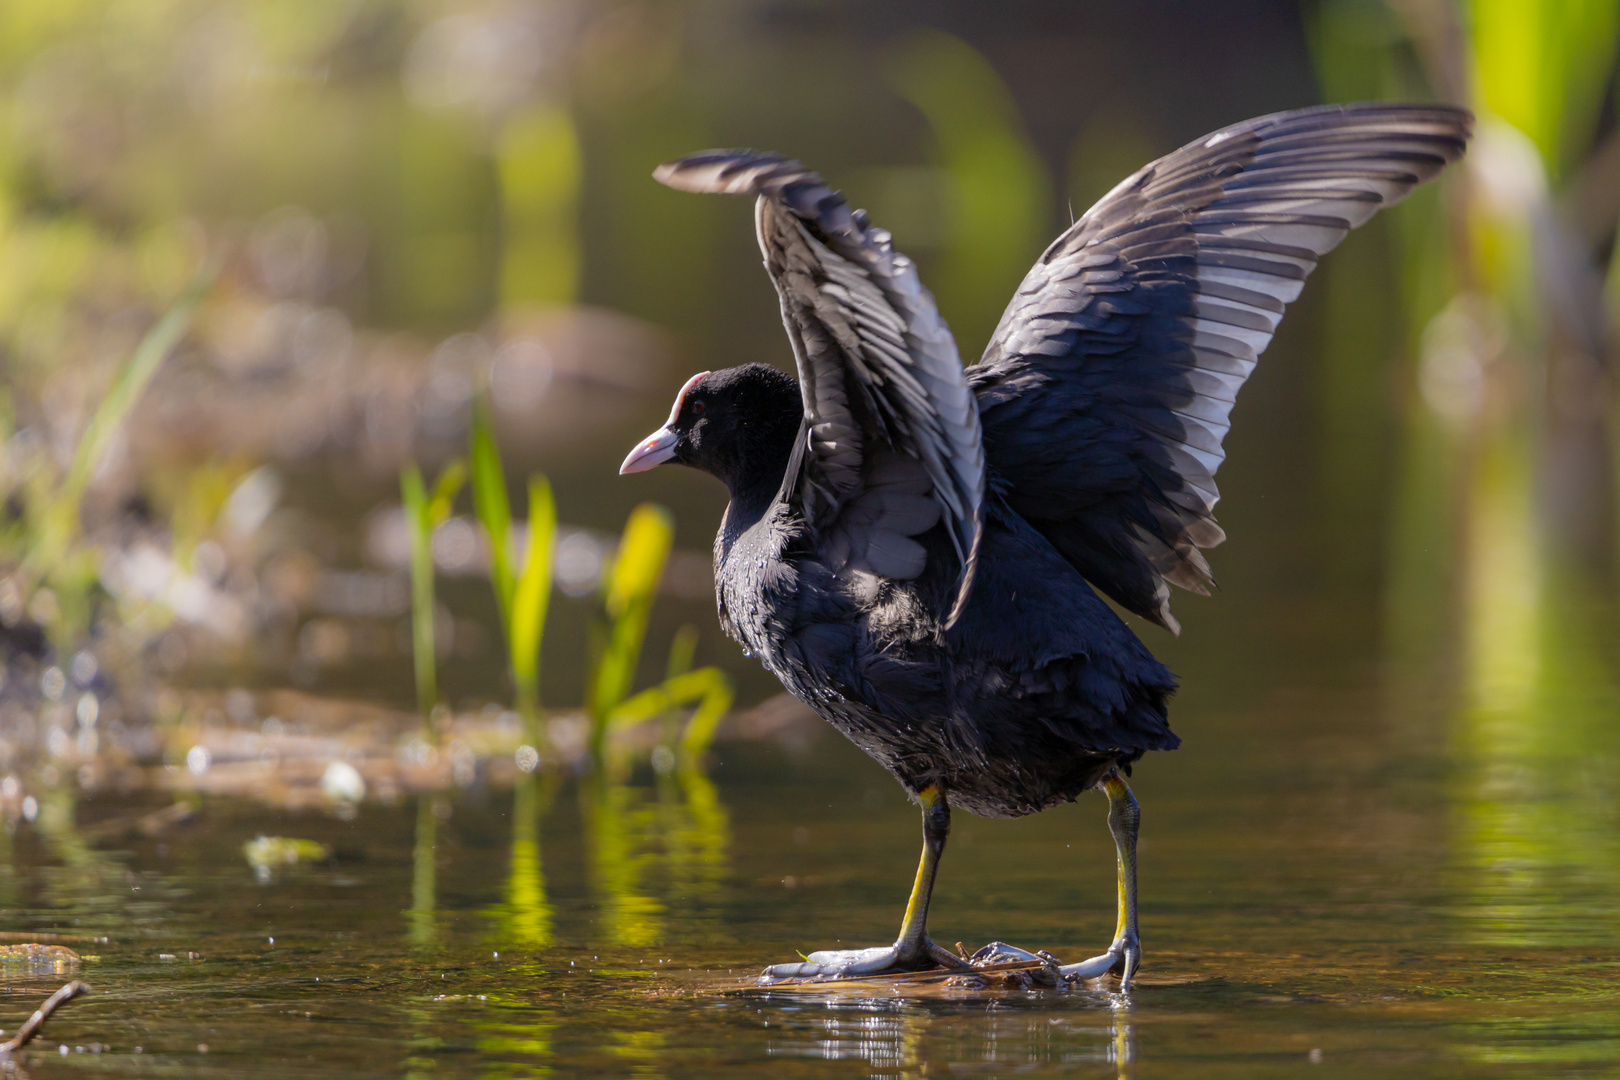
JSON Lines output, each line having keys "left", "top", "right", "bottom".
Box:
{"left": 0, "top": 933, "right": 106, "bottom": 946}
{"left": 0, "top": 981, "right": 90, "bottom": 1054}
{"left": 761, "top": 958, "right": 1048, "bottom": 989}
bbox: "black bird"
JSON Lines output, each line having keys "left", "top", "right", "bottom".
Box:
{"left": 621, "top": 103, "right": 1470, "bottom": 986}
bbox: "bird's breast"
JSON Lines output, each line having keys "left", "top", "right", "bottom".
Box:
{"left": 714, "top": 509, "right": 806, "bottom": 674}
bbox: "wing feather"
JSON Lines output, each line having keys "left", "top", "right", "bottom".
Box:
{"left": 973, "top": 102, "right": 1471, "bottom": 632}
{"left": 655, "top": 151, "right": 986, "bottom": 623}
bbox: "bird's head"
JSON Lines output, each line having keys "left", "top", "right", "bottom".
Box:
{"left": 619, "top": 363, "right": 801, "bottom": 496}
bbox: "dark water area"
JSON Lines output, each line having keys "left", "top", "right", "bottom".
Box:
{"left": 6, "top": 628, "right": 1620, "bottom": 1078}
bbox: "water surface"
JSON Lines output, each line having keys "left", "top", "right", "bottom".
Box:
{"left": 6, "top": 647, "right": 1619, "bottom": 1079}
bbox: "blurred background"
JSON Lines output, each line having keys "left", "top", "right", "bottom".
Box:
{"left": 2, "top": 0, "right": 1616, "bottom": 718}
{"left": 0, "top": 2, "right": 1619, "bottom": 1074}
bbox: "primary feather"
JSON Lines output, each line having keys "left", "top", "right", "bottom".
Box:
{"left": 973, "top": 102, "right": 1471, "bottom": 632}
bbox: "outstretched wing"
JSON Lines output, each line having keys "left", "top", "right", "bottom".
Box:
{"left": 972, "top": 102, "right": 1471, "bottom": 632}
{"left": 656, "top": 151, "right": 985, "bottom": 623}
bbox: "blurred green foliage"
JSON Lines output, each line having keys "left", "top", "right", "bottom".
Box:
{"left": 400, "top": 458, "right": 465, "bottom": 726}
{"left": 471, "top": 406, "right": 555, "bottom": 747}
{"left": 471, "top": 409, "right": 517, "bottom": 631}
{"left": 0, "top": 0, "right": 1074, "bottom": 688}
{"left": 416, "top": 432, "right": 728, "bottom": 774}
{"left": 2, "top": 279, "right": 208, "bottom": 647}
{"left": 609, "top": 666, "right": 734, "bottom": 769}
{"left": 498, "top": 103, "right": 582, "bottom": 309}
{"left": 588, "top": 503, "right": 673, "bottom": 763}
{"left": 1471, "top": 0, "right": 1619, "bottom": 182}
{"left": 891, "top": 30, "right": 1049, "bottom": 359}
{"left": 510, "top": 479, "right": 556, "bottom": 725}
{"left": 1304, "top": 0, "right": 1620, "bottom": 960}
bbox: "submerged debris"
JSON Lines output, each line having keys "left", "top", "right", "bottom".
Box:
{"left": 243, "top": 836, "right": 332, "bottom": 882}
{"left": 0, "top": 945, "right": 80, "bottom": 974}
{"left": 0, "top": 679, "right": 822, "bottom": 821}
{"left": 944, "top": 942, "right": 1070, "bottom": 990}
{"left": 758, "top": 940, "right": 1108, "bottom": 994}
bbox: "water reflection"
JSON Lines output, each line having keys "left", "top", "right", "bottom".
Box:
{"left": 584, "top": 772, "right": 664, "bottom": 949}
{"left": 410, "top": 794, "right": 440, "bottom": 949}
{"left": 658, "top": 767, "right": 728, "bottom": 913}
{"left": 1450, "top": 567, "right": 1620, "bottom": 947}
{"left": 496, "top": 771, "right": 555, "bottom": 950}
{"left": 0, "top": 729, "right": 1612, "bottom": 1076}
{"left": 1112, "top": 1002, "right": 1136, "bottom": 1079}
{"left": 581, "top": 760, "right": 734, "bottom": 951}
{"left": 34, "top": 783, "right": 124, "bottom": 933}
{"left": 473, "top": 1005, "right": 555, "bottom": 1080}
{"left": 763, "top": 996, "right": 1135, "bottom": 1079}
{"left": 404, "top": 994, "right": 446, "bottom": 1080}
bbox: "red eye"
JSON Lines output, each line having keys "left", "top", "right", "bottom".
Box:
{"left": 691, "top": 400, "right": 706, "bottom": 415}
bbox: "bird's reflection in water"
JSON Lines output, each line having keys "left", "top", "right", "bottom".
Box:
{"left": 1109, "top": 999, "right": 1137, "bottom": 1079}
{"left": 764, "top": 994, "right": 1136, "bottom": 1078}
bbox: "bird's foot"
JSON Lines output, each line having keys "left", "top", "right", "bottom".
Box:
{"left": 1058, "top": 929, "right": 1139, "bottom": 990}
{"left": 759, "top": 938, "right": 967, "bottom": 982}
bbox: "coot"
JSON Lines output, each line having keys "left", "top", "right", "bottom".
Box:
{"left": 621, "top": 103, "right": 1470, "bottom": 986}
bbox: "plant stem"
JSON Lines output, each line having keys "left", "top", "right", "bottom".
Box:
{"left": 400, "top": 466, "right": 438, "bottom": 729}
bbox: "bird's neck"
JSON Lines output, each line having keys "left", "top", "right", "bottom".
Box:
{"left": 722, "top": 448, "right": 792, "bottom": 532}
{"left": 717, "top": 419, "right": 798, "bottom": 547}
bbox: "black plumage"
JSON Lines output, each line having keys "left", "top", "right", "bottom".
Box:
{"left": 622, "top": 102, "right": 1471, "bottom": 983}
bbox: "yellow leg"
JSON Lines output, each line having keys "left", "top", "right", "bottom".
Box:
{"left": 1110, "top": 1001, "right": 1138, "bottom": 1079}
{"left": 895, "top": 784, "right": 949, "bottom": 956}
{"left": 760, "top": 783, "right": 962, "bottom": 980}
{"left": 1060, "top": 768, "right": 1142, "bottom": 989}
{"left": 1104, "top": 771, "right": 1141, "bottom": 986}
